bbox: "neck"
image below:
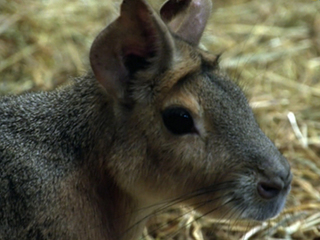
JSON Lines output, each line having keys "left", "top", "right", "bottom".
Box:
{"left": 68, "top": 76, "right": 155, "bottom": 240}
{"left": 89, "top": 171, "right": 153, "bottom": 240}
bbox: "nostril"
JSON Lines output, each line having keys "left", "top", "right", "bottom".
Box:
{"left": 257, "top": 181, "right": 282, "bottom": 199}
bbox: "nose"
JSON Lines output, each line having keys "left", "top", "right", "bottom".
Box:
{"left": 258, "top": 179, "right": 283, "bottom": 199}
{"left": 256, "top": 158, "right": 292, "bottom": 200}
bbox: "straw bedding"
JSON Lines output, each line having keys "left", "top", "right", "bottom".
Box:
{"left": 1, "top": 0, "right": 319, "bottom": 239}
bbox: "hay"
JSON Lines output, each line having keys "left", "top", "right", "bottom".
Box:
{"left": 1, "top": 0, "right": 319, "bottom": 239}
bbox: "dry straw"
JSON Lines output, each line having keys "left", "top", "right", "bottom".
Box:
{"left": 1, "top": 0, "right": 319, "bottom": 239}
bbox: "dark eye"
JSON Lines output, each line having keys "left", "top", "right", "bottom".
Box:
{"left": 162, "top": 107, "right": 195, "bottom": 135}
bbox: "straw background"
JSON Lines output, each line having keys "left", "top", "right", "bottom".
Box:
{"left": 0, "top": 0, "right": 319, "bottom": 239}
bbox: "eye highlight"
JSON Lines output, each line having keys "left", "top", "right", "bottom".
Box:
{"left": 162, "top": 107, "right": 196, "bottom": 135}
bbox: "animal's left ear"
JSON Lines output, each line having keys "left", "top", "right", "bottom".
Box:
{"left": 160, "top": 0, "right": 212, "bottom": 46}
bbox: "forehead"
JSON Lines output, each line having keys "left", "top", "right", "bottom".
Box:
{"left": 155, "top": 39, "right": 219, "bottom": 91}
{"left": 156, "top": 48, "right": 247, "bottom": 120}
{"left": 155, "top": 41, "right": 243, "bottom": 99}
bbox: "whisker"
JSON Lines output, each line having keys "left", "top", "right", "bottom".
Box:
{"left": 143, "top": 193, "right": 233, "bottom": 239}
{"left": 117, "top": 180, "right": 235, "bottom": 219}
{"left": 143, "top": 201, "right": 210, "bottom": 239}
{"left": 120, "top": 181, "right": 236, "bottom": 239}
{"left": 154, "top": 197, "right": 239, "bottom": 239}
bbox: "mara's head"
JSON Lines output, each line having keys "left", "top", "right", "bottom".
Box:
{"left": 90, "top": 0, "right": 292, "bottom": 222}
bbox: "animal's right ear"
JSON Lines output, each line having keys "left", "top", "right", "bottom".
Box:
{"left": 160, "top": 0, "right": 212, "bottom": 46}
{"left": 90, "top": 0, "right": 175, "bottom": 101}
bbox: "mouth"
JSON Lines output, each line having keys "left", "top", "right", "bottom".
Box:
{"left": 186, "top": 175, "right": 291, "bottom": 222}
{"left": 228, "top": 180, "right": 291, "bottom": 221}
{"left": 238, "top": 194, "right": 289, "bottom": 221}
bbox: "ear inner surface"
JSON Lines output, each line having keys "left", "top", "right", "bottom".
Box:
{"left": 89, "top": 0, "right": 175, "bottom": 100}
{"left": 160, "top": 0, "right": 192, "bottom": 23}
{"left": 160, "top": 0, "right": 213, "bottom": 46}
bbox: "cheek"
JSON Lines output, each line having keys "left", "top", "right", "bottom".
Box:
{"left": 146, "top": 135, "right": 208, "bottom": 176}
{"left": 170, "top": 136, "right": 207, "bottom": 166}
{"left": 168, "top": 137, "right": 221, "bottom": 187}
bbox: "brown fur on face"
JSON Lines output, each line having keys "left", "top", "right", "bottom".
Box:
{"left": 105, "top": 35, "right": 291, "bottom": 223}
